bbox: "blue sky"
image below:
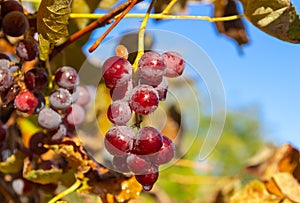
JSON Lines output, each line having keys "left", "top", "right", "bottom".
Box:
{"left": 84, "top": 1, "right": 300, "bottom": 148}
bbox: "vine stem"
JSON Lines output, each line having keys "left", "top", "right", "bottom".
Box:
{"left": 69, "top": 13, "right": 243, "bottom": 22}
{"left": 162, "top": 0, "right": 178, "bottom": 15}
{"left": 132, "top": 0, "right": 157, "bottom": 72}
{"left": 48, "top": 179, "right": 82, "bottom": 203}
{"left": 88, "top": 0, "right": 138, "bottom": 52}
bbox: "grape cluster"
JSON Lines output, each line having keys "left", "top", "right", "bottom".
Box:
{"left": 37, "top": 66, "right": 91, "bottom": 140}
{"left": 102, "top": 49, "right": 185, "bottom": 191}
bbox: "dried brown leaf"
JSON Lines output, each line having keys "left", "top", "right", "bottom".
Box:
{"left": 214, "top": 0, "right": 249, "bottom": 45}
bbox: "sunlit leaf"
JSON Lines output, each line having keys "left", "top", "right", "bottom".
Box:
{"left": 37, "top": 0, "right": 71, "bottom": 60}
{"left": 115, "top": 177, "right": 142, "bottom": 202}
{"left": 0, "top": 150, "right": 26, "bottom": 174}
{"left": 98, "top": 0, "right": 118, "bottom": 10}
{"left": 240, "top": 0, "right": 300, "bottom": 43}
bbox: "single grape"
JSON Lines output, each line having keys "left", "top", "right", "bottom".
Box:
{"left": 129, "top": 85, "right": 159, "bottom": 115}
{"left": 155, "top": 77, "right": 168, "bottom": 101}
{"left": 0, "top": 66, "right": 14, "bottom": 92}
{"left": 102, "top": 56, "right": 132, "bottom": 89}
{"left": 132, "top": 126, "right": 163, "bottom": 155}
{"left": 34, "top": 92, "right": 45, "bottom": 113}
{"left": 75, "top": 86, "right": 91, "bottom": 106}
{"left": 1, "top": 1, "right": 24, "bottom": 17}
{"left": 0, "top": 123, "right": 7, "bottom": 144}
{"left": 107, "top": 100, "right": 132, "bottom": 125}
{"left": 49, "top": 88, "right": 72, "bottom": 110}
{"left": 115, "top": 45, "right": 129, "bottom": 59}
{"left": 55, "top": 66, "right": 79, "bottom": 91}
{"left": 127, "top": 154, "right": 151, "bottom": 175}
{"left": 24, "top": 68, "right": 48, "bottom": 92}
{"left": 14, "top": 89, "right": 38, "bottom": 114}
{"left": 0, "top": 53, "right": 11, "bottom": 68}
{"left": 162, "top": 51, "right": 185, "bottom": 78}
{"left": 150, "top": 136, "right": 175, "bottom": 165}
{"left": 110, "top": 80, "right": 133, "bottom": 101}
{"left": 38, "top": 107, "right": 62, "bottom": 130}
{"left": 29, "top": 131, "right": 49, "bottom": 155}
{"left": 1, "top": 83, "right": 20, "bottom": 105}
{"left": 66, "top": 103, "right": 86, "bottom": 126}
{"left": 104, "top": 126, "right": 135, "bottom": 156}
{"left": 138, "top": 52, "right": 166, "bottom": 81}
{"left": 112, "top": 155, "right": 130, "bottom": 173}
{"left": 135, "top": 164, "right": 159, "bottom": 191}
{"left": 2, "top": 11, "right": 29, "bottom": 37}
{"left": 16, "top": 39, "right": 38, "bottom": 61}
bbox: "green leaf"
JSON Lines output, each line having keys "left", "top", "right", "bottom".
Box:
{"left": 0, "top": 150, "right": 26, "bottom": 174}
{"left": 37, "top": 0, "right": 71, "bottom": 60}
{"left": 24, "top": 168, "right": 63, "bottom": 184}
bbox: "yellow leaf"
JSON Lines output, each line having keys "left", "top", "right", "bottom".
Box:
{"left": 115, "top": 177, "right": 142, "bottom": 202}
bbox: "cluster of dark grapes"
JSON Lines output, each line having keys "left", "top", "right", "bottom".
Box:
{"left": 102, "top": 49, "right": 185, "bottom": 191}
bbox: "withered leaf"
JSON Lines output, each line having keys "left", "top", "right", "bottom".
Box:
{"left": 240, "top": 0, "right": 300, "bottom": 43}
{"left": 37, "top": 0, "right": 71, "bottom": 60}
{"left": 272, "top": 172, "right": 300, "bottom": 202}
{"left": 214, "top": 0, "right": 249, "bottom": 46}
{"left": 154, "top": 0, "right": 188, "bottom": 15}
{"left": 265, "top": 179, "right": 285, "bottom": 199}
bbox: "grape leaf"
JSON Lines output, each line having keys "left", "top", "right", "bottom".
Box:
{"left": 240, "top": 0, "right": 300, "bottom": 43}
{"left": 0, "top": 150, "right": 26, "bottom": 174}
{"left": 98, "top": 0, "right": 118, "bottom": 10}
{"left": 154, "top": 0, "right": 188, "bottom": 14}
{"left": 37, "top": 0, "right": 71, "bottom": 60}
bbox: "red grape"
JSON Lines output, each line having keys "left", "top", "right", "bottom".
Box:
{"left": 14, "top": 90, "right": 38, "bottom": 114}
{"left": 0, "top": 66, "right": 14, "bottom": 92}
{"left": 104, "top": 126, "right": 135, "bottom": 156}
{"left": 55, "top": 66, "right": 79, "bottom": 91}
{"left": 138, "top": 52, "right": 166, "bottom": 81}
{"left": 129, "top": 85, "right": 159, "bottom": 115}
{"left": 66, "top": 103, "right": 86, "bottom": 126}
{"left": 49, "top": 88, "right": 72, "bottom": 110}
{"left": 162, "top": 51, "right": 185, "bottom": 78}
{"left": 38, "top": 107, "right": 62, "bottom": 130}
{"left": 110, "top": 80, "right": 133, "bottom": 101}
{"left": 16, "top": 39, "right": 38, "bottom": 61}
{"left": 0, "top": 53, "right": 11, "bottom": 68}
{"left": 107, "top": 100, "right": 132, "bottom": 125}
{"left": 127, "top": 154, "right": 151, "bottom": 175}
{"left": 132, "top": 126, "right": 163, "bottom": 155}
{"left": 150, "top": 136, "right": 175, "bottom": 165}
{"left": 75, "top": 86, "right": 91, "bottom": 106}
{"left": 135, "top": 164, "right": 159, "bottom": 191}
{"left": 102, "top": 56, "right": 132, "bottom": 89}
{"left": 24, "top": 68, "right": 48, "bottom": 92}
